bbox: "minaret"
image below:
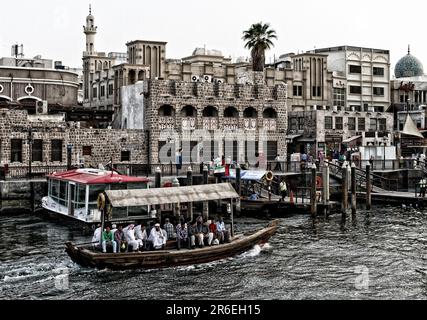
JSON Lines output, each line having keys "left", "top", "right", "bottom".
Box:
{"left": 83, "top": 5, "right": 97, "bottom": 56}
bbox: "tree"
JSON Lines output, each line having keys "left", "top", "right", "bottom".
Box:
{"left": 242, "top": 22, "right": 277, "bottom": 72}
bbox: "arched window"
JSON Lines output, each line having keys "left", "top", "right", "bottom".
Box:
{"left": 224, "top": 107, "right": 239, "bottom": 118}
{"left": 203, "top": 106, "right": 218, "bottom": 117}
{"left": 181, "top": 105, "right": 197, "bottom": 117}
{"left": 159, "top": 105, "right": 175, "bottom": 117}
{"left": 262, "top": 107, "right": 277, "bottom": 119}
{"left": 128, "top": 70, "right": 136, "bottom": 85}
{"left": 138, "top": 70, "right": 145, "bottom": 81}
{"left": 243, "top": 107, "right": 258, "bottom": 118}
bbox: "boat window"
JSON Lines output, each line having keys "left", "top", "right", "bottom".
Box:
{"left": 110, "top": 183, "right": 128, "bottom": 191}
{"left": 50, "top": 180, "right": 60, "bottom": 202}
{"left": 59, "top": 181, "right": 68, "bottom": 206}
{"left": 89, "top": 185, "right": 107, "bottom": 203}
{"left": 128, "top": 206, "right": 149, "bottom": 217}
{"left": 127, "top": 183, "right": 147, "bottom": 190}
{"left": 113, "top": 207, "right": 128, "bottom": 219}
{"left": 75, "top": 184, "right": 86, "bottom": 210}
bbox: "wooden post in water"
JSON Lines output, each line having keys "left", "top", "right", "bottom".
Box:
{"left": 235, "top": 165, "right": 241, "bottom": 215}
{"left": 203, "top": 165, "right": 209, "bottom": 221}
{"left": 155, "top": 167, "right": 161, "bottom": 217}
{"left": 323, "top": 161, "right": 330, "bottom": 217}
{"left": 187, "top": 166, "right": 193, "bottom": 222}
{"left": 351, "top": 163, "right": 357, "bottom": 217}
{"left": 311, "top": 163, "right": 317, "bottom": 218}
{"left": 341, "top": 163, "right": 348, "bottom": 222}
{"left": 366, "top": 164, "right": 372, "bottom": 210}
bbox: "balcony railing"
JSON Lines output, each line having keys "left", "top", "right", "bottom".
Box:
{"left": 223, "top": 118, "right": 239, "bottom": 130}
{"left": 243, "top": 118, "right": 257, "bottom": 131}
{"left": 263, "top": 119, "right": 277, "bottom": 131}
{"left": 203, "top": 118, "right": 218, "bottom": 130}
{"left": 159, "top": 117, "right": 176, "bottom": 130}
{"left": 181, "top": 117, "right": 197, "bottom": 130}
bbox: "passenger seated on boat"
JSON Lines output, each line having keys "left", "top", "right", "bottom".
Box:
{"left": 163, "top": 218, "right": 176, "bottom": 240}
{"left": 102, "top": 226, "right": 117, "bottom": 253}
{"left": 111, "top": 224, "right": 118, "bottom": 239}
{"left": 114, "top": 225, "right": 128, "bottom": 253}
{"left": 216, "top": 217, "right": 231, "bottom": 244}
{"left": 248, "top": 193, "right": 259, "bottom": 201}
{"left": 124, "top": 224, "right": 139, "bottom": 252}
{"left": 188, "top": 223, "right": 197, "bottom": 249}
{"left": 176, "top": 221, "right": 190, "bottom": 250}
{"left": 209, "top": 219, "right": 219, "bottom": 242}
{"left": 148, "top": 223, "right": 167, "bottom": 250}
{"left": 92, "top": 224, "right": 102, "bottom": 248}
{"left": 203, "top": 221, "right": 214, "bottom": 246}
{"left": 135, "top": 222, "right": 148, "bottom": 251}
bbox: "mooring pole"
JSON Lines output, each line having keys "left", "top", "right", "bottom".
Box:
{"left": 235, "top": 164, "right": 241, "bottom": 215}
{"left": 203, "top": 165, "right": 209, "bottom": 221}
{"left": 187, "top": 166, "right": 193, "bottom": 222}
{"left": 323, "top": 160, "right": 330, "bottom": 217}
{"left": 342, "top": 163, "right": 348, "bottom": 222}
{"left": 366, "top": 164, "right": 372, "bottom": 210}
{"left": 311, "top": 163, "right": 317, "bottom": 218}
{"left": 351, "top": 163, "right": 357, "bottom": 217}
{"left": 154, "top": 167, "right": 162, "bottom": 217}
{"left": 172, "top": 177, "right": 180, "bottom": 218}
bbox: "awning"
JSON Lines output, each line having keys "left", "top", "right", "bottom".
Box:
{"left": 228, "top": 170, "right": 267, "bottom": 182}
{"left": 285, "top": 134, "right": 302, "bottom": 141}
{"left": 401, "top": 114, "right": 424, "bottom": 138}
{"left": 342, "top": 136, "right": 362, "bottom": 144}
{"left": 297, "top": 137, "right": 316, "bottom": 143}
{"left": 105, "top": 183, "right": 239, "bottom": 207}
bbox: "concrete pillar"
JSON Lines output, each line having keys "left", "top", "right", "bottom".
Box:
{"left": 311, "top": 163, "right": 317, "bottom": 218}
{"left": 187, "top": 166, "right": 193, "bottom": 221}
{"left": 155, "top": 167, "right": 161, "bottom": 189}
{"left": 172, "top": 177, "right": 180, "bottom": 218}
{"left": 366, "top": 164, "right": 372, "bottom": 210}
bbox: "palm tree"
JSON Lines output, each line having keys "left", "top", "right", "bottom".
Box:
{"left": 242, "top": 22, "right": 277, "bottom": 72}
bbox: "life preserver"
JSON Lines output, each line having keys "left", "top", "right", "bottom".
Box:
{"left": 97, "top": 193, "right": 106, "bottom": 210}
{"left": 316, "top": 176, "right": 323, "bottom": 189}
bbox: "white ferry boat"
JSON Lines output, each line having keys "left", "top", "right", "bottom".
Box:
{"left": 42, "top": 168, "right": 150, "bottom": 227}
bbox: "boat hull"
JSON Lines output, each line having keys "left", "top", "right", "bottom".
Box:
{"left": 65, "top": 220, "right": 279, "bottom": 270}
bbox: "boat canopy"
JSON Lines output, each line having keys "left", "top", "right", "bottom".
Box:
{"left": 105, "top": 183, "right": 239, "bottom": 207}
{"left": 227, "top": 170, "right": 267, "bottom": 182}
{"left": 48, "top": 169, "right": 150, "bottom": 185}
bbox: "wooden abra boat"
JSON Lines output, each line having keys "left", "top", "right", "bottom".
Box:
{"left": 65, "top": 220, "right": 279, "bottom": 270}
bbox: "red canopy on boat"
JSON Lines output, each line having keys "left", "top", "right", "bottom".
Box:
{"left": 47, "top": 169, "right": 150, "bottom": 185}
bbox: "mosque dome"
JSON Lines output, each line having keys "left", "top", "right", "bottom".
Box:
{"left": 395, "top": 47, "right": 424, "bottom": 78}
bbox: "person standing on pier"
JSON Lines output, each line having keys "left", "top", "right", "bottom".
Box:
{"left": 280, "top": 178, "right": 288, "bottom": 202}
{"left": 419, "top": 178, "right": 427, "bottom": 198}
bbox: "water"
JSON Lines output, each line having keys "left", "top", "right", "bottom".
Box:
{"left": 0, "top": 207, "right": 426, "bottom": 300}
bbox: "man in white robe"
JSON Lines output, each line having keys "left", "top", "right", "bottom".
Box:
{"left": 124, "top": 224, "right": 139, "bottom": 252}
{"left": 135, "top": 223, "right": 148, "bottom": 250}
{"left": 149, "top": 223, "right": 167, "bottom": 250}
{"left": 92, "top": 224, "right": 102, "bottom": 248}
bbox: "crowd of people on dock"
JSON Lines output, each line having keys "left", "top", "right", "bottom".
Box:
{"left": 91, "top": 215, "right": 231, "bottom": 253}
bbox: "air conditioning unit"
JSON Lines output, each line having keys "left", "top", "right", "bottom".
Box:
{"left": 191, "top": 75, "right": 200, "bottom": 83}
{"left": 332, "top": 106, "right": 338, "bottom": 112}
{"left": 203, "top": 75, "right": 213, "bottom": 83}
{"left": 36, "top": 100, "right": 48, "bottom": 114}
{"left": 214, "top": 78, "right": 224, "bottom": 84}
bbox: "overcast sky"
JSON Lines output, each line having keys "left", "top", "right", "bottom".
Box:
{"left": 0, "top": 0, "right": 425, "bottom": 75}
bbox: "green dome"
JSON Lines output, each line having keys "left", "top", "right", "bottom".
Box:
{"left": 395, "top": 51, "right": 424, "bottom": 78}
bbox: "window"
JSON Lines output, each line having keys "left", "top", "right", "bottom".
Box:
{"left": 378, "top": 119, "right": 387, "bottom": 132}
{"left": 298, "top": 117, "right": 305, "bottom": 130}
{"left": 32, "top": 139, "right": 43, "bottom": 162}
{"left": 325, "top": 116, "right": 333, "bottom": 130}
{"left": 312, "top": 86, "right": 321, "bottom": 97}
{"left": 92, "top": 87, "right": 98, "bottom": 99}
{"left": 417, "top": 120, "right": 422, "bottom": 129}
{"left": 11, "top": 139, "right": 22, "bottom": 163}
{"left": 348, "top": 117, "right": 356, "bottom": 131}
{"left": 51, "top": 140, "right": 63, "bottom": 162}
{"left": 370, "top": 119, "right": 378, "bottom": 132}
{"left": 335, "top": 117, "right": 343, "bottom": 130}
{"left": 333, "top": 88, "right": 345, "bottom": 107}
{"left": 373, "top": 87, "right": 385, "bottom": 96}
{"left": 266, "top": 141, "right": 278, "bottom": 161}
{"left": 349, "top": 65, "right": 362, "bottom": 74}
{"left": 350, "top": 86, "right": 362, "bottom": 94}
{"left": 100, "top": 86, "right": 105, "bottom": 97}
{"left": 358, "top": 118, "right": 366, "bottom": 131}
{"left": 121, "top": 151, "right": 130, "bottom": 162}
{"left": 108, "top": 84, "right": 114, "bottom": 96}
{"left": 290, "top": 117, "right": 298, "bottom": 130}
{"left": 293, "top": 85, "right": 303, "bottom": 97}
{"left": 373, "top": 67, "right": 384, "bottom": 76}
{"left": 83, "top": 146, "right": 92, "bottom": 156}
{"left": 374, "top": 106, "right": 384, "bottom": 112}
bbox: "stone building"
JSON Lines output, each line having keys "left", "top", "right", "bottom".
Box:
{"left": 0, "top": 109, "right": 148, "bottom": 170}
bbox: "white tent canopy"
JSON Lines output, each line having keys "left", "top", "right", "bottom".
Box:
{"left": 401, "top": 114, "right": 424, "bottom": 138}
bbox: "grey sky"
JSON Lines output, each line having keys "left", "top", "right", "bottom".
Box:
{"left": 0, "top": 0, "right": 425, "bottom": 74}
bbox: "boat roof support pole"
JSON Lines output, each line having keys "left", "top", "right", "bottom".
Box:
{"left": 230, "top": 198, "right": 234, "bottom": 238}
